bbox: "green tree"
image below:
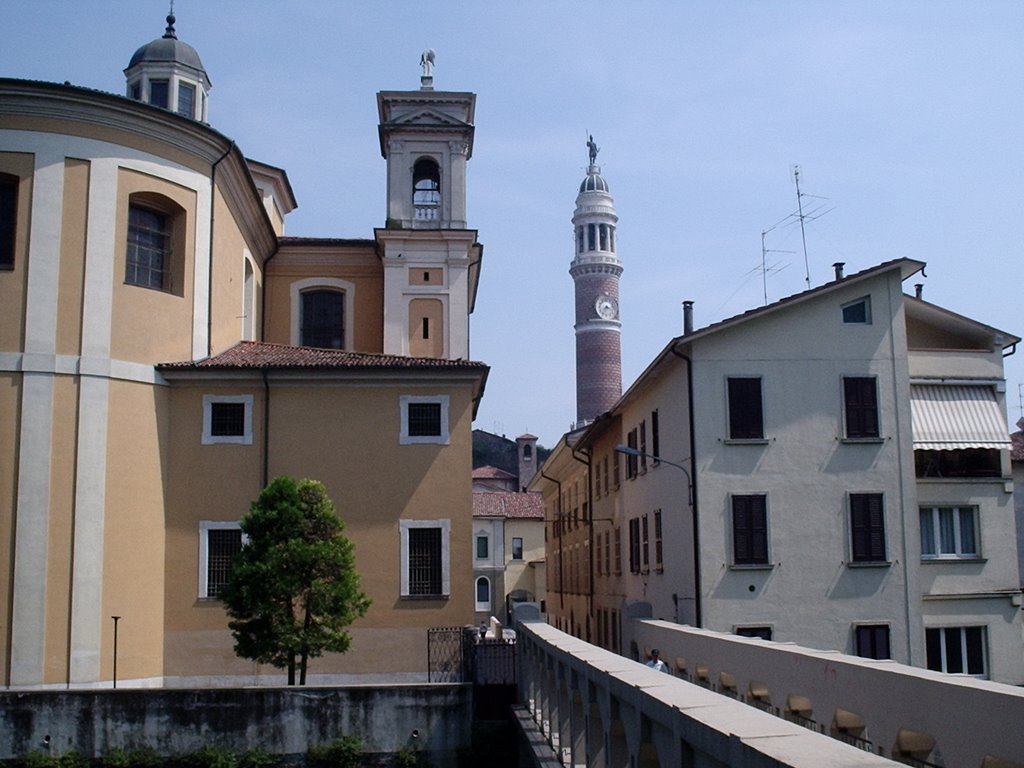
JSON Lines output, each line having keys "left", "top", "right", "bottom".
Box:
{"left": 221, "top": 477, "right": 371, "bottom": 685}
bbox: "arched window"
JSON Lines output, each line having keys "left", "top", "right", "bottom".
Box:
{"left": 413, "top": 158, "right": 440, "bottom": 220}
{"left": 125, "top": 192, "right": 185, "bottom": 294}
{"left": 523, "top": 444, "right": 533, "bottom": 460}
{"left": 301, "top": 289, "right": 345, "bottom": 348}
{"left": 475, "top": 577, "right": 490, "bottom": 611}
{"left": 587, "top": 223, "right": 596, "bottom": 251}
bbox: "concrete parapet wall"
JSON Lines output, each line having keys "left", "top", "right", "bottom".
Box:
{"left": 629, "top": 620, "right": 1024, "bottom": 768}
{"left": 0, "top": 685, "right": 473, "bottom": 760}
{"left": 518, "top": 620, "right": 897, "bottom": 768}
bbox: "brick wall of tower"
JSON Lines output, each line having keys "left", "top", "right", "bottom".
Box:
{"left": 573, "top": 273, "right": 620, "bottom": 318}
{"left": 575, "top": 329, "right": 622, "bottom": 423}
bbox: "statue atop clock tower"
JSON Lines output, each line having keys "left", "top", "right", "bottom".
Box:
{"left": 570, "top": 137, "right": 622, "bottom": 427}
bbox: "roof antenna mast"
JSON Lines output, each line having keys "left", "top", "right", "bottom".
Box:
{"left": 793, "top": 165, "right": 811, "bottom": 288}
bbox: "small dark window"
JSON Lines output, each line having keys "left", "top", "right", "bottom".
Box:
{"left": 523, "top": 444, "right": 532, "bottom": 460}
{"left": 150, "top": 79, "right": 169, "bottom": 108}
{"left": 423, "top": 271, "right": 430, "bottom": 281}
{"left": 736, "top": 626, "right": 773, "bottom": 641}
{"left": 407, "top": 402, "right": 442, "bottom": 437}
{"left": 842, "top": 297, "right": 871, "bottom": 324}
{"left": 587, "top": 223, "right": 596, "bottom": 251}
{"left": 206, "top": 528, "right": 243, "bottom": 599}
{"left": 850, "top": 493, "right": 886, "bottom": 562}
{"left": 301, "top": 290, "right": 344, "bottom": 348}
{"left": 732, "top": 494, "right": 768, "bottom": 565}
{"left": 408, "top": 527, "right": 443, "bottom": 596}
{"left": 476, "top": 535, "right": 488, "bottom": 559}
{"left": 843, "top": 377, "right": 879, "bottom": 438}
{"left": 653, "top": 510, "right": 663, "bottom": 571}
{"left": 210, "top": 402, "right": 245, "bottom": 437}
{"left": 422, "top": 317, "right": 430, "bottom": 339}
{"left": 177, "top": 82, "right": 195, "bottom": 118}
{"left": 0, "top": 174, "right": 17, "bottom": 270}
{"left": 512, "top": 537, "right": 523, "bottom": 560}
{"left": 855, "top": 624, "right": 891, "bottom": 659}
{"left": 728, "top": 377, "right": 764, "bottom": 439}
{"left": 626, "top": 428, "right": 638, "bottom": 479}
{"left": 476, "top": 577, "right": 490, "bottom": 604}
{"left": 651, "top": 409, "right": 660, "bottom": 463}
{"left": 628, "top": 518, "right": 641, "bottom": 573}
{"left": 130, "top": 83, "right": 141, "bottom": 101}
{"left": 599, "top": 224, "right": 608, "bottom": 250}
{"left": 126, "top": 205, "right": 170, "bottom": 289}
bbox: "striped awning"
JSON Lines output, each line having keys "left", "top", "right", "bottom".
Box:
{"left": 910, "top": 385, "right": 1011, "bottom": 450}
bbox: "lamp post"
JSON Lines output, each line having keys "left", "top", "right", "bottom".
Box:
{"left": 613, "top": 444, "right": 692, "bottom": 505}
{"left": 111, "top": 615, "right": 121, "bottom": 688}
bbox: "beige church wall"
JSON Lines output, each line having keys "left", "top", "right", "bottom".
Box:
{"left": 41, "top": 375, "right": 80, "bottom": 683}
{"left": 110, "top": 168, "right": 197, "bottom": 365}
{"left": 207, "top": 186, "right": 255, "bottom": 355}
{"left": 160, "top": 379, "right": 476, "bottom": 680}
{"left": 101, "top": 379, "right": 169, "bottom": 682}
{"left": 0, "top": 373, "right": 21, "bottom": 684}
{"left": 0, "top": 151, "right": 33, "bottom": 353}
{"left": 408, "top": 298, "right": 443, "bottom": 358}
{"left": 55, "top": 159, "right": 90, "bottom": 357}
{"left": 262, "top": 251, "right": 384, "bottom": 353}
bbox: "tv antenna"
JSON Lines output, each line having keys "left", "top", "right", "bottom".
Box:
{"left": 759, "top": 225, "right": 795, "bottom": 305}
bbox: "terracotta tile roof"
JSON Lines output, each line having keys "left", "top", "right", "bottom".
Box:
{"left": 473, "top": 491, "right": 545, "bottom": 519}
{"left": 158, "top": 341, "right": 488, "bottom": 371}
{"left": 473, "top": 466, "right": 516, "bottom": 480}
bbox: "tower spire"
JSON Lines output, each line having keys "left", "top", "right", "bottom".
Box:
{"left": 570, "top": 136, "right": 622, "bottom": 427}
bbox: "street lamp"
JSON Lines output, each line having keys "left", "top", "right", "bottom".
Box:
{"left": 613, "top": 444, "right": 692, "bottom": 505}
{"left": 111, "top": 615, "right": 121, "bottom": 688}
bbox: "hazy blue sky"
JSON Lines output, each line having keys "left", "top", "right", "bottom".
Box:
{"left": 4, "top": 1, "right": 1022, "bottom": 448}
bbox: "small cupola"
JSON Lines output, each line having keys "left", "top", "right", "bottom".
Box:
{"left": 124, "top": 10, "right": 211, "bottom": 121}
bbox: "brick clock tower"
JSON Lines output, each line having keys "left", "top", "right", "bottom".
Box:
{"left": 571, "top": 136, "right": 622, "bottom": 427}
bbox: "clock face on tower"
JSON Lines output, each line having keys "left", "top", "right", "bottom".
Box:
{"left": 595, "top": 294, "right": 619, "bottom": 320}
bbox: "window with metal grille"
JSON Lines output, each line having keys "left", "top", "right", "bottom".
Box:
{"left": 855, "top": 624, "right": 891, "bottom": 659}
{"left": 407, "top": 402, "right": 442, "bottom": 437}
{"left": 843, "top": 377, "right": 879, "bottom": 438}
{"left": 210, "top": 402, "right": 245, "bottom": 437}
{"left": 301, "top": 289, "right": 345, "bottom": 348}
{"left": 408, "top": 527, "right": 442, "bottom": 596}
{"left": 0, "top": 173, "right": 17, "bottom": 270}
{"left": 926, "top": 626, "right": 986, "bottom": 676}
{"left": 850, "top": 493, "right": 886, "bottom": 562}
{"left": 728, "top": 377, "right": 764, "bottom": 439}
{"left": 732, "top": 494, "right": 768, "bottom": 565}
{"left": 205, "top": 527, "right": 242, "bottom": 599}
{"left": 126, "top": 205, "right": 170, "bottom": 290}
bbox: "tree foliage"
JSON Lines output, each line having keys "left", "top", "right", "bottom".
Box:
{"left": 221, "top": 477, "right": 371, "bottom": 685}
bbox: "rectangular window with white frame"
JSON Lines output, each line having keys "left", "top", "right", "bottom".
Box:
{"left": 399, "top": 395, "right": 449, "bottom": 445}
{"left": 198, "top": 521, "right": 246, "bottom": 599}
{"left": 926, "top": 626, "right": 986, "bottom": 676}
{"left": 400, "top": 519, "right": 450, "bottom": 598}
{"left": 920, "top": 506, "right": 978, "bottom": 559}
{"left": 202, "top": 394, "right": 254, "bottom": 445}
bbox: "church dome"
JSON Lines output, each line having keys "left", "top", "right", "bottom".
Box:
{"left": 127, "top": 13, "right": 208, "bottom": 79}
{"left": 579, "top": 168, "right": 609, "bottom": 194}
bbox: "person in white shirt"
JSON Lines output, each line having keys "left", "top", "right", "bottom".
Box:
{"left": 646, "top": 648, "right": 669, "bottom": 673}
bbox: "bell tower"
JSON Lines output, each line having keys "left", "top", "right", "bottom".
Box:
{"left": 375, "top": 51, "right": 480, "bottom": 360}
{"left": 571, "top": 136, "right": 622, "bottom": 426}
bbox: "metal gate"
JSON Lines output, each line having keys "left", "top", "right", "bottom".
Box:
{"left": 427, "top": 626, "right": 470, "bottom": 682}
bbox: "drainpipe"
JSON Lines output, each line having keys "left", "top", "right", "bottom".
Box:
{"left": 261, "top": 367, "right": 270, "bottom": 489}
{"left": 669, "top": 343, "right": 702, "bottom": 627}
{"left": 540, "top": 469, "right": 564, "bottom": 612}
{"left": 207, "top": 141, "right": 235, "bottom": 358}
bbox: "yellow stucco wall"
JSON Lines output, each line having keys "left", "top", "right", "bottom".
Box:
{"left": 55, "top": 159, "right": 90, "bottom": 357}
{"left": 0, "top": 152, "right": 33, "bottom": 353}
{"left": 208, "top": 185, "right": 262, "bottom": 355}
{"left": 110, "top": 168, "right": 197, "bottom": 364}
{"left": 161, "top": 377, "right": 476, "bottom": 678}
{"left": 0, "top": 373, "right": 21, "bottom": 684}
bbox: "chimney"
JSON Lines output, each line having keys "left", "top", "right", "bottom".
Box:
{"left": 682, "top": 301, "right": 694, "bottom": 335}
{"left": 915, "top": 283, "right": 923, "bottom": 299}
{"left": 833, "top": 262, "right": 845, "bottom": 280}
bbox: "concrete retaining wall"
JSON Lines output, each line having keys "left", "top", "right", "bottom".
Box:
{"left": 0, "top": 685, "right": 473, "bottom": 761}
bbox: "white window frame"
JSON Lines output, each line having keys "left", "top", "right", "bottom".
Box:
{"left": 290, "top": 277, "right": 356, "bottom": 349}
{"left": 926, "top": 625, "right": 988, "bottom": 677}
{"left": 399, "top": 519, "right": 450, "bottom": 598}
{"left": 399, "top": 394, "right": 450, "bottom": 445}
{"left": 475, "top": 533, "right": 490, "bottom": 561}
{"left": 511, "top": 536, "right": 524, "bottom": 561}
{"left": 841, "top": 295, "right": 872, "bottom": 325}
{"left": 198, "top": 521, "right": 246, "bottom": 599}
{"left": 475, "top": 576, "right": 491, "bottom": 612}
{"left": 920, "top": 505, "right": 979, "bottom": 559}
{"left": 202, "top": 394, "right": 254, "bottom": 445}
